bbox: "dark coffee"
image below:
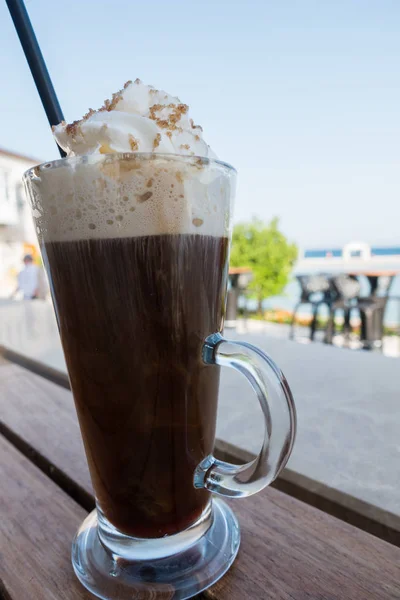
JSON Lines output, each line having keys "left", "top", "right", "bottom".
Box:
{"left": 43, "top": 234, "right": 229, "bottom": 538}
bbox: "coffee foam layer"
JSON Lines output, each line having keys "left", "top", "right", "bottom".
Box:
{"left": 27, "top": 157, "right": 235, "bottom": 243}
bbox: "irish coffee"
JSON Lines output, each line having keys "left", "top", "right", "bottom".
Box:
{"left": 23, "top": 80, "right": 295, "bottom": 599}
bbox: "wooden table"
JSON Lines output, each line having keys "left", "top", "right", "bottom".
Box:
{"left": 1, "top": 353, "right": 400, "bottom": 599}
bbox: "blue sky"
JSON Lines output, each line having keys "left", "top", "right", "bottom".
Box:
{"left": 1, "top": 0, "right": 399, "bottom": 248}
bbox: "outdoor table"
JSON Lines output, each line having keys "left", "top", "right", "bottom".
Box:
{"left": 348, "top": 271, "right": 397, "bottom": 297}
{"left": 1, "top": 349, "right": 400, "bottom": 599}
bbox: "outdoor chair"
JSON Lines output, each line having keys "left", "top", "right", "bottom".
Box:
{"left": 291, "top": 274, "right": 331, "bottom": 341}
{"left": 324, "top": 274, "right": 361, "bottom": 344}
{"left": 356, "top": 276, "right": 393, "bottom": 349}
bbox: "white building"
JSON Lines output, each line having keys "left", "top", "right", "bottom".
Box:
{"left": 0, "top": 148, "right": 42, "bottom": 297}
{"left": 296, "top": 242, "right": 400, "bottom": 275}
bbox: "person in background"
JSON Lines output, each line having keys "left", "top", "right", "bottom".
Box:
{"left": 15, "top": 255, "right": 40, "bottom": 299}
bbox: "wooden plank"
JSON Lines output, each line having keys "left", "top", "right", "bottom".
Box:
{"left": 0, "top": 435, "right": 92, "bottom": 600}
{"left": 0, "top": 362, "right": 92, "bottom": 510}
{"left": 0, "top": 345, "right": 69, "bottom": 389}
{"left": 208, "top": 490, "right": 400, "bottom": 600}
{"left": 1, "top": 362, "right": 400, "bottom": 599}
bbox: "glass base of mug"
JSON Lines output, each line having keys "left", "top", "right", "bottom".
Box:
{"left": 71, "top": 498, "right": 240, "bottom": 600}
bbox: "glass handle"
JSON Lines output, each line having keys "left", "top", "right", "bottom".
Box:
{"left": 194, "top": 333, "right": 297, "bottom": 498}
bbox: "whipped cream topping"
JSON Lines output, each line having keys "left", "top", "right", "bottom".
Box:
{"left": 53, "top": 79, "right": 215, "bottom": 159}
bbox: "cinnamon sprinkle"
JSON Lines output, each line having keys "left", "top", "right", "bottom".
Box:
{"left": 149, "top": 103, "right": 189, "bottom": 131}
{"left": 190, "top": 118, "right": 203, "bottom": 132}
{"left": 175, "top": 171, "right": 184, "bottom": 183}
{"left": 129, "top": 135, "right": 139, "bottom": 151}
{"left": 153, "top": 133, "right": 161, "bottom": 149}
{"left": 137, "top": 191, "right": 153, "bottom": 203}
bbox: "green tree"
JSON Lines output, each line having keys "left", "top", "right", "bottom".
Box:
{"left": 230, "top": 217, "right": 298, "bottom": 316}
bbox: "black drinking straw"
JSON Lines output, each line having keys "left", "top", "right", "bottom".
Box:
{"left": 6, "top": 0, "right": 66, "bottom": 158}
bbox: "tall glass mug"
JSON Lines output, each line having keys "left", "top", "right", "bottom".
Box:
{"left": 24, "top": 153, "right": 296, "bottom": 600}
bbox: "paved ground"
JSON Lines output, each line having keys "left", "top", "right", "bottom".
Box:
{"left": 232, "top": 317, "right": 400, "bottom": 357}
